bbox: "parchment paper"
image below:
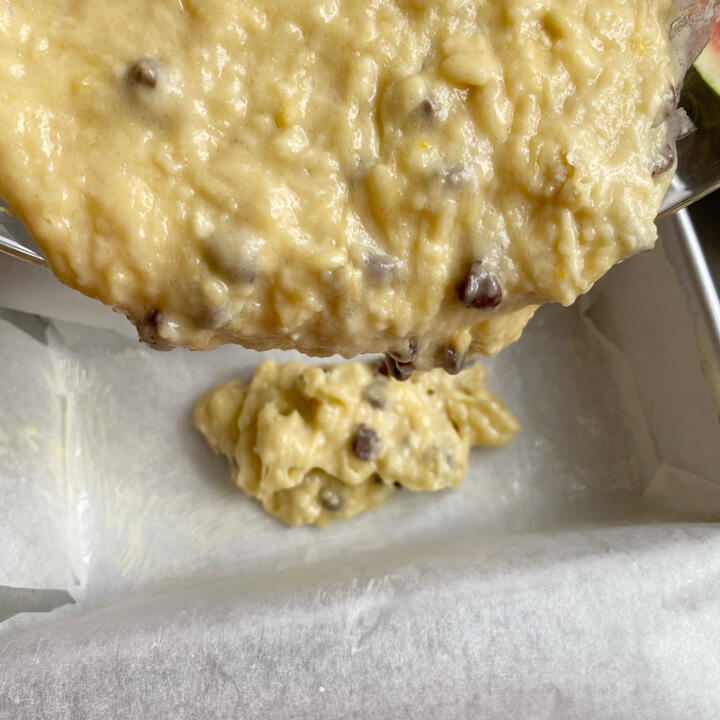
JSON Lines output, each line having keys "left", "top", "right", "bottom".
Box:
{"left": 2, "top": 221, "right": 720, "bottom": 717}
{"left": 1, "top": 220, "right": 719, "bottom": 609}
{"left": 0, "top": 314, "right": 69, "bottom": 590}
{"left": 25, "top": 302, "right": 651, "bottom": 609}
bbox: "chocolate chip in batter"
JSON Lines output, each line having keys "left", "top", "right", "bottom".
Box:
{"left": 203, "top": 241, "right": 257, "bottom": 285}
{"left": 365, "top": 253, "right": 398, "bottom": 284}
{"left": 382, "top": 354, "right": 414, "bottom": 381}
{"left": 389, "top": 337, "right": 417, "bottom": 364}
{"left": 380, "top": 338, "right": 418, "bottom": 381}
{"left": 652, "top": 144, "right": 676, "bottom": 177}
{"left": 223, "top": 262, "right": 256, "bottom": 285}
{"left": 352, "top": 424, "right": 381, "bottom": 461}
{"left": 423, "top": 445, "right": 454, "bottom": 470}
{"left": 364, "top": 381, "right": 387, "bottom": 409}
{"left": 439, "top": 345, "right": 465, "bottom": 375}
{"left": 320, "top": 489, "right": 343, "bottom": 512}
{"left": 416, "top": 97, "right": 437, "bottom": 121}
{"left": 373, "top": 357, "right": 390, "bottom": 377}
{"left": 127, "top": 58, "right": 159, "bottom": 89}
{"left": 456, "top": 261, "right": 503, "bottom": 309}
{"left": 136, "top": 310, "right": 174, "bottom": 351}
{"left": 192, "top": 302, "right": 229, "bottom": 330}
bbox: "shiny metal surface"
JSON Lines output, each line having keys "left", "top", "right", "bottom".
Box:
{"left": 0, "top": 200, "right": 48, "bottom": 266}
{"left": 658, "top": 111, "right": 720, "bottom": 218}
{"left": 661, "top": 208, "right": 720, "bottom": 410}
{"left": 0, "top": 231, "right": 47, "bottom": 266}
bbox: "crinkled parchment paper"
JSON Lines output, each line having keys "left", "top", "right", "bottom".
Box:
{"left": 0, "top": 218, "right": 718, "bottom": 615}
{"left": 1, "top": 201, "right": 720, "bottom": 718}
{"left": 0, "top": 314, "right": 68, "bottom": 589}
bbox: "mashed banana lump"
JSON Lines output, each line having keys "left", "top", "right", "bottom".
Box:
{"left": 194, "top": 359, "right": 518, "bottom": 525}
{"left": 0, "top": 0, "right": 678, "bottom": 370}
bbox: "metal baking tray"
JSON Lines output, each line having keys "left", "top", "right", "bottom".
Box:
{"left": 1, "top": 205, "right": 720, "bottom": 718}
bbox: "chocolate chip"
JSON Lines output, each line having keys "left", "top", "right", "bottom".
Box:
{"left": 423, "top": 446, "right": 454, "bottom": 470}
{"left": 136, "top": 310, "right": 174, "bottom": 351}
{"left": 456, "top": 261, "right": 503, "bottom": 309}
{"left": 381, "top": 338, "right": 418, "bottom": 380}
{"left": 417, "top": 97, "right": 437, "bottom": 120}
{"left": 320, "top": 489, "right": 343, "bottom": 512}
{"left": 192, "top": 303, "right": 228, "bottom": 330}
{"left": 352, "top": 425, "right": 381, "bottom": 461}
{"left": 203, "top": 240, "right": 257, "bottom": 284}
{"left": 219, "top": 263, "right": 256, "bottom": 285}
{"left": 365, "top": 253, "right": 398, "bottom": 284}
{"left": 389, "top": 337, "right": 417, "bottom": 364}
{"left": 382, "top": 354, "right": 414, "bottom": 381}
{"left": 393, "top": 481, "right": 402, "bottom": 489}
{"left": 439, "top": 345, "right": 465, "bottom": 375}
{"left": 652, "top": 144, "right": 676, "bottom": 177}
{"left": 374, "top": 357, "right": 390, "bottom": 377}
{"left": 364, "top": 381, "right": 386, "bottom": 409}
{"left": 127, "top": 59, "right": 159, "bottom": 89}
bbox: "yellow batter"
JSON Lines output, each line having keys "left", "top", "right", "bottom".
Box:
{"left": 194, "top": 359, "right": 518, "bottom": 525}
{"left": 0, "top": 0, "right": 678, "bottom": 370}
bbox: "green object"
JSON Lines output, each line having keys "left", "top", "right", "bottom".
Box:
{"left": 695, "top": 22, "right": 720, "bottom": 96}
{"left": 660, "top": 32, "right": 720, "bottom": 216}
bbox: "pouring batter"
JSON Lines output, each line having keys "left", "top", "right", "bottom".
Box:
{"left": 0, "top": 0, "right": 679, "bottom": 370}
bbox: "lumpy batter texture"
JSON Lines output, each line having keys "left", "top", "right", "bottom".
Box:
{"left": 194, "top": 359, "right": 518, "bottom": 525}
{"left": 0, "top": 0, "right": 679, "bottom": 369}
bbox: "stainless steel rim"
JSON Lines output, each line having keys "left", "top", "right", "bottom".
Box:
{"left": 0, "top": 232, "right": 47, "bottom": 267}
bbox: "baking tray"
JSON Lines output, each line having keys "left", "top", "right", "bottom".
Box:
{"left": 1, "top": 208, "right": 720, "bottom": 718}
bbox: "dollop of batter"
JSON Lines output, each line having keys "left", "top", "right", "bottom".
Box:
{"left": 194, "top": 360, "right": 518, "bottom": 526}
{"left": 0, "top": 0, "right": 679, "bottom": 368}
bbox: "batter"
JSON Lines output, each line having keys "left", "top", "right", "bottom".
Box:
{"left": 0, "top": 0, "right": 680, "bottom": 371}
{"left": 194, "top": 359, "right": 518, "bottom": 525}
